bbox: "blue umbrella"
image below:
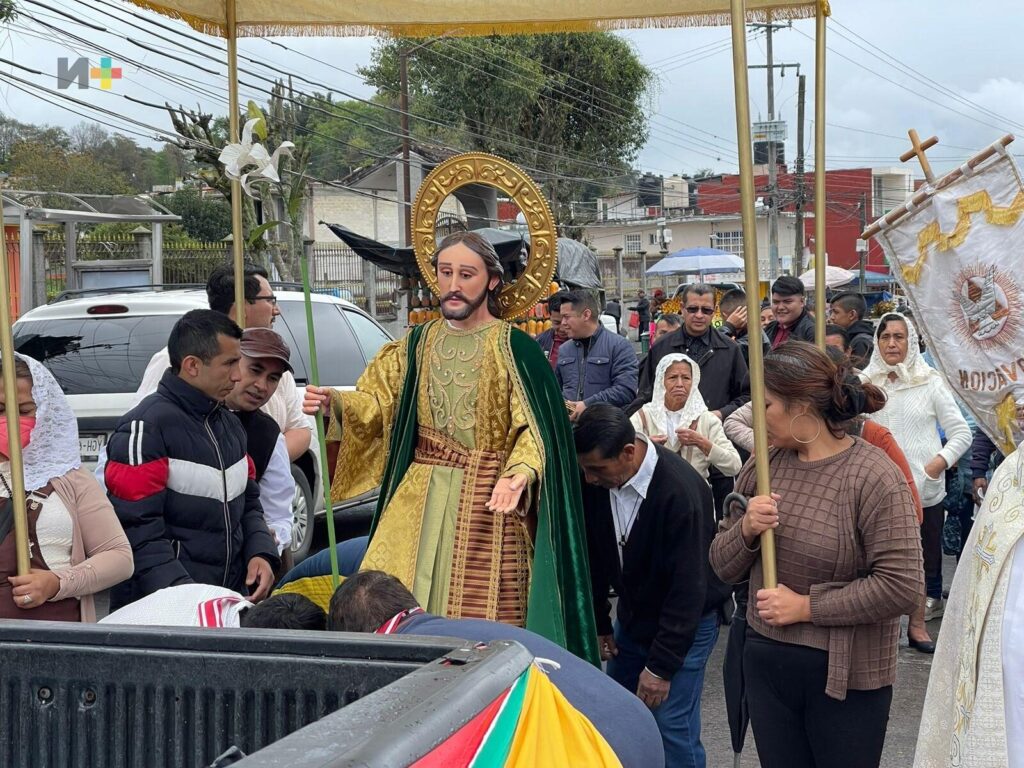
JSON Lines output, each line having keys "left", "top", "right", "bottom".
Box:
{"left": 646, "top": 247, "right": 746, "bottom": 276}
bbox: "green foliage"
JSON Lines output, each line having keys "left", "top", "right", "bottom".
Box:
{"left": 0, "top": 118, "right": 188, "bottom": 194}
{"left": 159, "top": 188, "right": 232, "bottom": 242}
{"left": 302, "top": 94, "right": 402, "bottom": 181}
{"left": 359, "top": 33, "right": 652, "bottom": 221}
{"left": 8, "top": 140, "right": 133, "bottom": 194}
{"left": 0, "top": 0, "right": 16, "bottom": 22}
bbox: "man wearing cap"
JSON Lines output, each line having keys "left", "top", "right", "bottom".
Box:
{"left": 225, "top": 329, "right": 296, "bottom": 564}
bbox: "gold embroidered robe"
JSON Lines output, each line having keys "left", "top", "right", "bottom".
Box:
{"left": 327, "top": 320, "right": 543, "bottom": 623}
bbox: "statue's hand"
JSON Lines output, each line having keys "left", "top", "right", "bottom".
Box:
{"left": 487, "top": 474, "right": 529, "bottom": 515}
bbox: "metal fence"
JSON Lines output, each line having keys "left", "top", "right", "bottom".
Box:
{"left": 34, "top": 234, "right": 682, "bottom": 318}
{"left": 38, "top": 236, "right": 401, "bottom": 319}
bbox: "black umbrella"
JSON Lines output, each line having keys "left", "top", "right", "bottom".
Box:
{"left": 721, "top": 492, "right": 752, "bottom": 766}
{"left": 323, "top": 223, "right": 527, "bottom": 279}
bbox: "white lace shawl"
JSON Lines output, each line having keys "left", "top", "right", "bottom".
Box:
{"left": 3, "top": 353, "right": 81, "bottom": 490}
{"left": 641, "top": 353, "right": 709, "bottom": 451}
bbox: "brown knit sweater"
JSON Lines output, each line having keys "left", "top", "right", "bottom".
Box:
{"left": 710, "top": 437, "right": 923, "bottom": 699}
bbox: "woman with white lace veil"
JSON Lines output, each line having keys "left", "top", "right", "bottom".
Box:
{"left": 0, "top": 353, "right": 132, "bottom": 622}
{"left": 631, "top": 353, "right": 741, "bottom": 489}
{"left": 861, "top": 313, "right": 971, "bottom": 653}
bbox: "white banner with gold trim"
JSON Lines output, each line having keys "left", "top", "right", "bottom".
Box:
{"left": 875, "top": 145, "right": 1024, "bottom": 454}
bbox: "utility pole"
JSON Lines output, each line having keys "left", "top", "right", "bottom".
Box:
{"left": 795, "top": 73, "right": 806, "bottom": 270}
{"left": 399, "top": 48, "right": 411, "bottom": 248}
{"left": 766, "top": 17, "right": 778, "bottom": 279}
{"left": 858, "top": 192, "right": 868, "bottom": 290}
{"left": 748, "top": 19, "right": 795, "bottom": 279}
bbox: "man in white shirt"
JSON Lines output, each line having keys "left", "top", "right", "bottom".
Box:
{"left": 224, "top": 328, "right": 296, "bottom": 555}
{"left": 134, "top": 263, "right": 311, "bottom": 460}
{"left": 574, "top": 403, "right": 719, "bottom": 768}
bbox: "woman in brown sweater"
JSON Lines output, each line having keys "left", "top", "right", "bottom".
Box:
{"left": 710, "top": 341, "right": 923, "bottom": 768}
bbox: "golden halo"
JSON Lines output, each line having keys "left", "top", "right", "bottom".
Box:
{"left": 412, "top": 152, "right": 557, "bottom": 321}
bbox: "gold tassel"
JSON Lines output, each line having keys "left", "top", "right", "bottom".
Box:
{"left": 124, "top": 1, "right": 818, "bottom": 39}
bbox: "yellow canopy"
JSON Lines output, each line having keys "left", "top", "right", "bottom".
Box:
{"left": 128, "top": 0, "right": 825, "bottom": 37}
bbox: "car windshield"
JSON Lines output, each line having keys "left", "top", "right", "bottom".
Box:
{"left": 13, "top": 315, "right": 179, "bottom": 395}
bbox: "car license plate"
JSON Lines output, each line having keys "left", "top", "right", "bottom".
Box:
{"left": 78, "top": 434, "right": 107, "bottom": 459}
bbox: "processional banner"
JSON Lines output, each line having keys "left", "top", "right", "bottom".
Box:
{"left": 875, "top": 144, "right": 1024, "bottom": 454}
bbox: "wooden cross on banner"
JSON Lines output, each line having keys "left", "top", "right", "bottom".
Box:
{"left": 900, "top": 129, "right": 939, "bottom": 184}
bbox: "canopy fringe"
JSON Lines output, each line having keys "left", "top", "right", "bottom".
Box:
{"left": 125, "top": 1, "right": 818, "bottom": 38}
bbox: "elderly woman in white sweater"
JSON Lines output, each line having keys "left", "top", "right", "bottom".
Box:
{"left": 631, "top": 353, "right": 741, "bottom": 494}
{"left": 861, "top": 313, "right": 971, "bottom": 628}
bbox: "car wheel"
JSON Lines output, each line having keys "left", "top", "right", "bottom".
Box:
{"left": 290, "top": 466, "right": 315, "bottom": 563}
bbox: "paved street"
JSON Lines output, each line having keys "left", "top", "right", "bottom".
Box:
{"left": 312, "top": 514, "right": 949, "bottom": 767}
{"left": 700, "top": 556, "right": 956, "bottom": 767}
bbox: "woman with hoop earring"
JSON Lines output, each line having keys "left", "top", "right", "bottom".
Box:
{"left": 710, "top": 341, "right": 924, "bottom": 768}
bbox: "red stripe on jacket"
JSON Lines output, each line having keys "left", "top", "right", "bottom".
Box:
{"left": 105, "top": 458, "right": 170, "bottom": 502}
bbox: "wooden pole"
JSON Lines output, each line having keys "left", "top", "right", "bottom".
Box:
{"left": 813, "top": 3, "right": 827, "bottom": 349}
{"left": 861, "top": 134, "right": 1015, "bottom": 241}
{"left": 0, "top": 182, "right": 29, "bottom": 576}
{"left": 730, "top": 0, "right": 776, "bottom": 588}
{"left": 226, "top": 0, "right": 245, "bottom": 327}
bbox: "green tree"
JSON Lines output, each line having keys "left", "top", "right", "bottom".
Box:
{"left": 8, "top": 140, "right": 132, "bottom": 194}
{"left": 159, "top": 188, "right": 232, "bottom": 241}
{"left": 360, "top": 33, "right": 652, "bottom": 223}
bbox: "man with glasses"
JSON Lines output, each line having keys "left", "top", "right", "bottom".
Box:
{"left": 629, "top": 284, "right": 749, "bottom": 517}
{"left": 130, "top": 263, "right": 311, "bottom": 461}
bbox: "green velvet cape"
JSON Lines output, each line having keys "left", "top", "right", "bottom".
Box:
{"left": 369, "top": 322, "right": 599, "bottom": 666}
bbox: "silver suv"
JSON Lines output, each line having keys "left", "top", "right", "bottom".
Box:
{"left": 12, "top": 286, "right": 392, "bottom": 561}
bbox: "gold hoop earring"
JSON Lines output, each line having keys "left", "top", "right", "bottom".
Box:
{"left": 790, "top": 413, "right": 822, "bottom": 445}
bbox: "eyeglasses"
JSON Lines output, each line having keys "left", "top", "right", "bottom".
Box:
{"left": 251, "top": 294, "right": 278, "bottom": 306}
{"left": 685, "top": 306, "right": 715, "bottom": 315}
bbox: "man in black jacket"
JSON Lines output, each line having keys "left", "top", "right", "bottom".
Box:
{"left": 718, "top": 287, "right": 770, "bottom": 365}
{"left": 828, "top": 291, "right": 875, "bottom": 368}
{"left": 575, "top": 404, "right": 720, "bottom": 768}
{"left": 765, "top": 275, "right": 816, "bottom": 349}
{"left": 106, "top": 310, "right": 279, "bottom": 609}
{"left": 630, "top": 284, "right": 749, "bottom": 517}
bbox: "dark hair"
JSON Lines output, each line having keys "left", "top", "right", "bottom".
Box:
{"left": 771, "top": 275, "right": 805, "bottom": 297}
{"left": 824, "top": 324, "right": 850, "bottom": 349}
{"left": 679, "top": 283, "right": 715, "bottom": 303}
{"left": 547, "top": 291, "right": 574, "bottom": 313}
{"left": 719, "top": 288, "right": 746, "bottom": 316}
{"left": 876, "top": 313, "right": 907, "bottom": 340}
{"left": 572, "top": 403, "right": 635, "bottom": 458}
{"left": 206, "top": 262, "right": 269, "bottom": 315}
{"left": 432, "top": 231, "right": 505, "bottom": 317}
{"left": 658, "top": 313, "right": 682, "bottom": 329}
{"left": 764, "top": 341, "right": 886, "bottom": 437}
{"left": 566, "top": 290, "right": 601, "bottom": 320}
{"left": 168, "top": 309, "right": 243, "bottom": 374}
{"left": 328, "top": 570, "right": 419, "bottom": 633}
{"left": 831, "top": 291, "right": 867, "bottom": 320}
{"left": 239, "top": 593, "right": 326, "bottom": 631}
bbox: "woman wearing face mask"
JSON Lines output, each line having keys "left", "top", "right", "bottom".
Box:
{"left": 860, "top": 313, "right": 971, "bottom": 642}
{"left": 0, "top": 354, "right": 133, "bottom": 621}
{"left": 710, "top": 341, "right": 923, "bottom": 768}
{"left": 630, "top": 353, "right": 741, "bottom": 486}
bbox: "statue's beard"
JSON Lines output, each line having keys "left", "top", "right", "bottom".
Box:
{"left": 441, "top": 288, "right": 488, "bottom": 320}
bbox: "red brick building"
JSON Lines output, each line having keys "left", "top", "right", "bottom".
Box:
{"left": 695, "top": 166, "right": 913, "bottom": 272}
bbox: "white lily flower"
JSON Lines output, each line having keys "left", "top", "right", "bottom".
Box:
{"left": 218, "top": 118, "right": 295, "bottom": 197}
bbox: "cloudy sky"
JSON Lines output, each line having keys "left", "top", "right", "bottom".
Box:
{"left": 1, "top": 0, "right": 1022, "bottom": 187}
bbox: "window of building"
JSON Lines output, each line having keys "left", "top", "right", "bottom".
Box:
{"left": 712, "top": 230, "right": 743, "bottom": 256}
{"left": 625, "top": 233, "right": 642, "bottom": 253}
{"left": 649, "top": 233, "right": 658, "bottom": 246}
{"left": 872, "top": 175, "right": 885, "bottom": 218}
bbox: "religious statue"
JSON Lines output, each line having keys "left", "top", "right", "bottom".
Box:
{"left": 304, "top": 154, "right": 597, "bottom": 663}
